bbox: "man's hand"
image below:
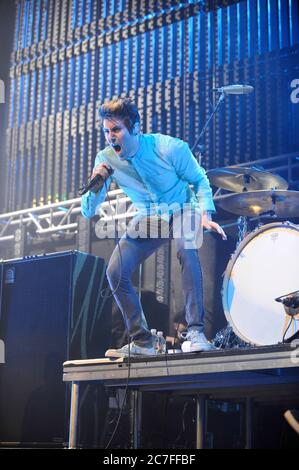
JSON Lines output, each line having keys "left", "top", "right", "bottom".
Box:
{"left": 202, "top": 212, "right": 227, "bottom": 240}
{"left": 90, "top": 163, "right": 112, "bottom": 193}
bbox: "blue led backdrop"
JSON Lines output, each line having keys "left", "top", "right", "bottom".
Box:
{"left": 3, "top": 0, "right": 299, "bottom": 211}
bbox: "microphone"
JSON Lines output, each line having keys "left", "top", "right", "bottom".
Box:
{"left": 212, "top": 84, "right": 254, "bottom": 95}
{"left": 78, "top": 166, "right": 114, "bottom": 195}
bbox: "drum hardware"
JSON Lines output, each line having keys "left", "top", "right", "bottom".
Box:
{"left": 213, "top": 324, "right": 252, "bottom": 349}
{"left": 207, "top": 166, "right": 288, "bottom": 193}
{"left": 275, "top": 290, "right": 299, "bottom": 317}
{"left": 237, "top": 216, "right": 248, "bottom": 245}
{"left": 275, "top": 290, "right": 299, "bottom": 343}
{"left": 235, "top": 212, "right": 279, "bottom": 246}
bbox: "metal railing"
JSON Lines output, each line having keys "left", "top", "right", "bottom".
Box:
{"left": 0, "top": 152, "right": 298, "bottom": 246}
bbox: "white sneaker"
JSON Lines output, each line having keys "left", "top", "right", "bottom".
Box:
{"left": 181, "top": 330, "right": 217, "bottom": 352}
{"left": 105, "top": 341, "right": 157, "bottom": 358}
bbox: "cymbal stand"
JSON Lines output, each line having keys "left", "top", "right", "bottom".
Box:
{"left": 237, "top": 216, "right": 248, "bottom": 246}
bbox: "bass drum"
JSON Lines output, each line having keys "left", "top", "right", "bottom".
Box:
{"left": 222, "top": 222, "right": 299, "bottom": 346}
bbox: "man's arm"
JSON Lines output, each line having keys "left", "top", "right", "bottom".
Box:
{"left": 170, "top": 138, "right": 216, "bottom": 213}
{"left": 171, "top": 138, "right": 226, "bottom": 240}
{"left": 81, "top": 155, "right": 112, "bottom": 219}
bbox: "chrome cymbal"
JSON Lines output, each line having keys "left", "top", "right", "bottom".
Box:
{"left": 215, "top": 190, "right": 299, "bottom": 217}
{"left": 207, "top": 166, "right": 288, "bottom": 192}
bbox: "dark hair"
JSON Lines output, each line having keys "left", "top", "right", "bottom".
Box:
{"left": 99, "top": 97, "right": 140, "bottom": 133}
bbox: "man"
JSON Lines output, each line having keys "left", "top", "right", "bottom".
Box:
{"left": 81, "top": 97, "right": 226, "bottom": 357}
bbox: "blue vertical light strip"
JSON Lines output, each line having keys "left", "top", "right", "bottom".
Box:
{"left": 292, "top": 0, "right": 299, "bottom": 44}
{"left": 261, "top": 0, "right": 268, "bottom": 53}
{"left": 270, "top": 0, "right": 279, "bottom": 51}
{"left": 143, "top": 32, "right": 149, "bottom": 88}
{"left": 85, "top": 52, "right": 90, "bottom": 105}
{"left": 199, "top": 10, "right": 206, "bottom": 73}
{"left": 22, "top": 0, "right": 29, "bottom": 49}
{"left": 152, "top": 29, "right": 156, "bottom": 84}
{"left": 127, "top": 38, "right": 132, "bottom": 93}
{"left": 207, "top": 11, "right": 212, "bottom": 70}
{"left": 35, "top": 0, "right": 41, "bottom": 43}
{"left": 37, "top": 69, "right": 44, "bottom": 119}
{"left": 101, "top": 47, "right": 107, "bottom": 101}
{"left": 188, "top": 16, "right": 194, "bottom": 73}
{"left": 162, "top": 25, "right": 167, "bottom": 82}
{"left": 46, "top": 63, "right": 52, "bottom": 116}
{"left": 267, "top": 0, "right": 272, "bottom": 51}
{"left": 238, "top": 0, "right": 246, "bottom": 60}
{"left": 111, "top": 0, "right": 116, "bottom": 16}
{"left": 278, "top": 0, "right": 282, "bottom": 48}
{"left": 103, "top": 0, "right": 108, "bottom": 19}
{"left": 73, "top": 0, "right": 78, "bottom": 29}
{"left": 31, "top": 70, "right": 37, "bottom": 121}
{"left": 80, "top": 53, "right": 84, "bottom": 106}
{"left": 230, "top": 3, "right": 237, "bottom": 63}
{"left": 109, "top": 44, "right": 116, "bottom": 97}
{"left": 289, "top": 0, "right": 294, "bottom": 46}
{"left": 73, "top": 58, "right": 78, "bottom": 108}
{"left": 236, "top": 2, "right": 240, "bottom": 61}
{"left": 79, "top": 0, "right": 85, "bottom": 26}
{"left": 9, "top": 78, "right": 15, "bottom": 127}
{"left": 135, "top": 34, "right": 141, "bottom": 90}
{"left": 24, "top": 73, "right": 30, "bottom": 122}
{"left": 69, "top": 57, "right": 75, "bottom": 109}
{"left": 226, "top": 5, "right": 231, "bottom": 64}
{"left": 117, "top": 40, "right": 124, "bottom": 95}
{"left": 217, "top": 7, "right": 222, "bottom": 66}
{"left": 14, "top": 2, "right": 21, "bottom": 50}
{"left": 170, "top": 22, "right": 175, "bottom": 79}
{"left": 179, "top": 19, "right": 184, "bottom": 78}
{"left": 27, "top": 0, "right": 34, "bottom": 46}
{"left": 155, "top": 28, "right": 160, "bottom": 84}
{"left": 87, "top": 0, "right": 92, "bottom": 23}
{"left": 257, "top": 0, "right": 261, "bottom": 54}
{"left": 42, "top": 0, "right": 48, "bottom": 41}
{"left": 18, "top": 75, "right": 24, "bottom": 126}
{"left": 247, "top": 0, "right": 252, "bottom": 57}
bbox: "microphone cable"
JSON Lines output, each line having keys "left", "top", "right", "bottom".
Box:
{"left": 282, "top": 316, "right": 295, "bottom": 344}
{"left": 99, "top": 178, "right": 132, "bottom": 449}
{"left": 99, "top": 179, "right": 123, "bottom": 300}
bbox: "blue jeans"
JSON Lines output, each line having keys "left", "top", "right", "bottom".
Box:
{"left": 106, "top": 214, "right": 204, "bottom": 346}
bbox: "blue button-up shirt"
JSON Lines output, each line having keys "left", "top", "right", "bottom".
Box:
{"left": 81, "top": 133, "right": 215, "bottom": 218}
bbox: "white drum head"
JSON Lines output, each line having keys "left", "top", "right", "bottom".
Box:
{"left": 222, "top": 223, "right": 299, "bottom": 345}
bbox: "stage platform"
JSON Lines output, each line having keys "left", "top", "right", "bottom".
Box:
{"left": 63, "top": 343, "right": 299, "bottom": 448}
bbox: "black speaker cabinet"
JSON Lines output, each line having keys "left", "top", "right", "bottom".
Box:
{"left": 0, "top": 251, "right": 111, "bottom": 446}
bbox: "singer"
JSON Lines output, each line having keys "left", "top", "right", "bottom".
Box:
{"left": 81, "top": 97, "right": 226, "bottom": 357}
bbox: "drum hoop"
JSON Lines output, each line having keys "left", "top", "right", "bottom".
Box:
{"left": 222, "top": 221, "right": 299, "bottom": 344}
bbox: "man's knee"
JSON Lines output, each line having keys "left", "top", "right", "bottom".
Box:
{"left": 106, "top": 258, "right": 130, "bottom": 286}
{"left": 106, "top": 261, "right": 119, "bottom": 286}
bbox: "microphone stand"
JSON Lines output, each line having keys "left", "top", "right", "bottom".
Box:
{"left": 191, "top": 91, "right": 225, "bottom": 161}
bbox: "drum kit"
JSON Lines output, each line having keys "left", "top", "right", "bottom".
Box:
{"left": 207, "top": 165, "right": 299, "bottom": 348}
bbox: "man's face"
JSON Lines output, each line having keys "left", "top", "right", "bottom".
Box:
{"left": 102, "top": 118, "right": 138, "bottom": 159}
